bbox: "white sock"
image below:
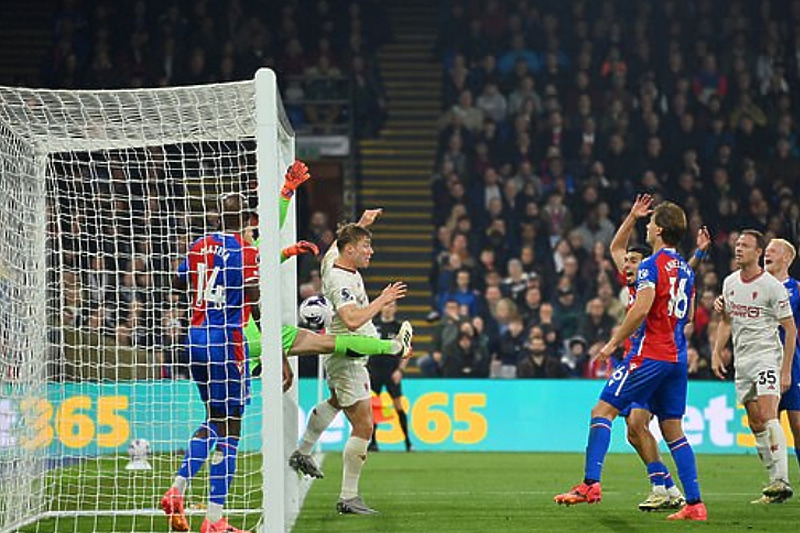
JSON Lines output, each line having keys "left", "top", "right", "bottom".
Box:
{"left": 754, "top": 429, "right": 776, "bottom": 480}
{"left": 298, "top": 401, "right": 338, "bottom": 455}
{"left": 172, "top": 476, "right": 188, "bottom": 495}
{"left": 667, "top": 485, "right": 682, "bottom": 499}
{"left": 768, "top": 419, "right": 789, "bottom": 482}
{"left": 207, "top": 502, "right": 223, "bottom": 524}
{"left": 340, "top": 436, "right": 369, "bottom": 500}
{"left": 652, "top": 484, "right": 668, "bottom": 496}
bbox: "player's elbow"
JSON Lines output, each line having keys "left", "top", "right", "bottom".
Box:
{"left": 343, "top": 319, "right": 361, "bottom": 332}
{"left": 338, "top": 311, "right": 360, "bottom": 331}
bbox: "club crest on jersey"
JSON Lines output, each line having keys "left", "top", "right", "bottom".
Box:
{"left": 340, "top": 287, "right": 354, "bottom": 302}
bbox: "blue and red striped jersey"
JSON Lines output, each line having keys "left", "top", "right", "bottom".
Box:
{"left": 630, "top": 248, "right": 695, "bottom": 364}
{"left": 177, "top": 233, "right": 259, "bottom": 329}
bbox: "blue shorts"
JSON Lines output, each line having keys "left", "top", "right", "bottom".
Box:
{"left": 188, "top": 327, "right": 250, "bottom": 415}
{"left": 600, "top": 357, "right": 687, "bottom": 421}
{"left": 618, "top": 402, "right": 652, "bottom": 418}
{"left": 612, "top": 359, "right": 651, "bottom": 417}
{"left": 780, "top": 379, "right": 800, "bottom": 412}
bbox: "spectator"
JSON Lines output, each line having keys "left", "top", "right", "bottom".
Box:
{"left": 577, "top": 298, "right": 616, "bottom": 349}
{"left": 497, "top": 316, "right": 527, "bottom": 377}
{"left": 517, "top": 332, "right": 567, "bottom": 378}
{"left": 475, "top": 80, "right": 508, "bottom": 124}
{"left": 438, "top": 268, "right": 480, "bottom": 316}
{"left": 442, "top": 325, "right": 490, "bottom": 378}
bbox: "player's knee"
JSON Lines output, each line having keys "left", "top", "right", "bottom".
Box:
{"left": 590, "top": 403, "right": 614, "bottom": 419}
{"left": 749, "top": 419, "right": 767, "bottom": 433}
{"left": 626, "top": 424, "right": 641, "bottom": 447}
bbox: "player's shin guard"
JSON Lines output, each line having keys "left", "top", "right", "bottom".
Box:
{"left": 177, "top": 423, "right": 219, "bottom": 481}
{"left": 668, "top": 436, "right": 701, "bottom": 503}
{"left": 298, "top": 401, "right": 338, "bottom": 454}
{"left": 755, "top": 429, "right": 777, "bottom": 480}
{"left": 768, "top": 419, "right": 789, "bottom": 482}
{"left": 333, "top": 335, "right": 397, "bottom": 358}
{"left": 341, "top": 436, "right": 370, "bottom": 499}
{"left": 209, "top": 436, "right": 239, "bottom": 508}
{"left": 584, "top": 417, "right": 612, "bottom": 484}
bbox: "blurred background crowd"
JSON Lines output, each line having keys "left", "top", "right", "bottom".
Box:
{"left": 423, "top": 0, "right": 800, "bottom": 379}
{"left": 26, "top": 0, "right": 800, "bottom": 381}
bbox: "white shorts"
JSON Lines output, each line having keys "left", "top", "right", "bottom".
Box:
{"left": 324, "top": 355, "right": 371, "bottom": 408}
{"left": 734, "top": 352, "right": 782, "bottom": 404}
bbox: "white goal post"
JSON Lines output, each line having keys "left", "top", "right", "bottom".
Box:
{"left": 0, "top": 68, "right": 302, "bottom": 533}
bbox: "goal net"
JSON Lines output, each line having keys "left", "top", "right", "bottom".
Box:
{"left": 0, "top": 70, "right": 299, "bottom": 533}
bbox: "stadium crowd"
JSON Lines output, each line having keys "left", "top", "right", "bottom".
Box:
{"left": 41, "top": 0, "right": 800, "bottom": 382}
{"left": 43, "top": 0, "right": 386, "bottom": 378}
{"left": 47, "top": 0, "right": 389, "bottom": 137}
{"left": 423, "top": 0, "right": 800, "bottom": 379}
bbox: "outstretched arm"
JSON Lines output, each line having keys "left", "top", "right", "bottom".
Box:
{"left": 279, "top": 160, "right": 312, "bottom": 229}
{"left": 357, "top": 208, "right": 383, "bottom": 228}
{"left": 687, "top": 226, "right": 711, "bottom": 271}
{"left": 609, "top": 194, "right": 653, "bottom": 272}
{"left": 281, "top": 240, "right": 319, "bottom": 263}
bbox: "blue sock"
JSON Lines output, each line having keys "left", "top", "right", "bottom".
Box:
{"left": 209, "top": 436, "right": 240, "bottom": 506}
{"left": 646, "top": 461, "right": 666, "bottom": 487}
{"left": 584, "top": 417, "right": 612, "bottom": 484}
{"left": 668, "top": 436, "right": 701, "bottom": 503}
{"left": 664, "top": 470, "right": 676, "bottom": 490}
{"left": 177, "top": 423, "right": 218, "bottom": 480}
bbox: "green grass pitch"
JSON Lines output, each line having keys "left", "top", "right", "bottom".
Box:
{"left": 18, "top": 452, "right": 798, "bottom": 532}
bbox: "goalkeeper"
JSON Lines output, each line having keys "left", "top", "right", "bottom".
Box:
{"left": 160, "top": 162, "right": 411, "bottom": 533}
{"left": 245, "top": 160, "right": 412, "bottom": 372}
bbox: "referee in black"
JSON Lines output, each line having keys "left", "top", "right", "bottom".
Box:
{"left": 368, "top": 301, "right": 412, "bottom": 451}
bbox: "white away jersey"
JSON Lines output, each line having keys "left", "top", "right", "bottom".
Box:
{"left": 723, "top": 270, "right": 793, "bottom": 365}
{"left": 321, "top": 245, "right": 378, "bottom": 339}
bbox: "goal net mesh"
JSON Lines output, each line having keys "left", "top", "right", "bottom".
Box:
{"left": 0, "top": 80, "right": 294, "bottom": 533}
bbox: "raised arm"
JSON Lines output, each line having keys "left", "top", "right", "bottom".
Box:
{"left": 357, "top": 208, "right": 383, "bottom": 228}
{"left": 687, "top": 226, "right": 711, "bottom": 271}
{"left": 609, "top": 194, "right": 653, "bottom": 272}
{"left": 281, "top": 241, "right": 319, "bottom": 263}
{"left": 279, "top": 160, "right": 312, "bottom": 229}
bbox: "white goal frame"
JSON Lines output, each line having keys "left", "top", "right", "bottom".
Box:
{"left": 0, "top": 68, "right": 303, "bottom": 533}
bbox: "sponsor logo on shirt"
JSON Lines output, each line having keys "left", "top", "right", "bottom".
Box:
{"left": 729, "top": 302, "right": 761, "bottom": 318}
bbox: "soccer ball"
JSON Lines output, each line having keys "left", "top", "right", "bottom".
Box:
{"left": 126, "top": 438, "right": 151, "bottom": 470}
{"left": 128, "top": 438, "right": 150, "bottom": 459}
{"left": 299, "top": 295, "right": 332, "bottom": 330}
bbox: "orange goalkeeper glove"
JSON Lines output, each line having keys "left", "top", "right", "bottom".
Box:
{"left": 282, "top": 240, "right": 319, "bottom": 259}
{"left": 281, "top": 160, "right": 311, "bottom": 200}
